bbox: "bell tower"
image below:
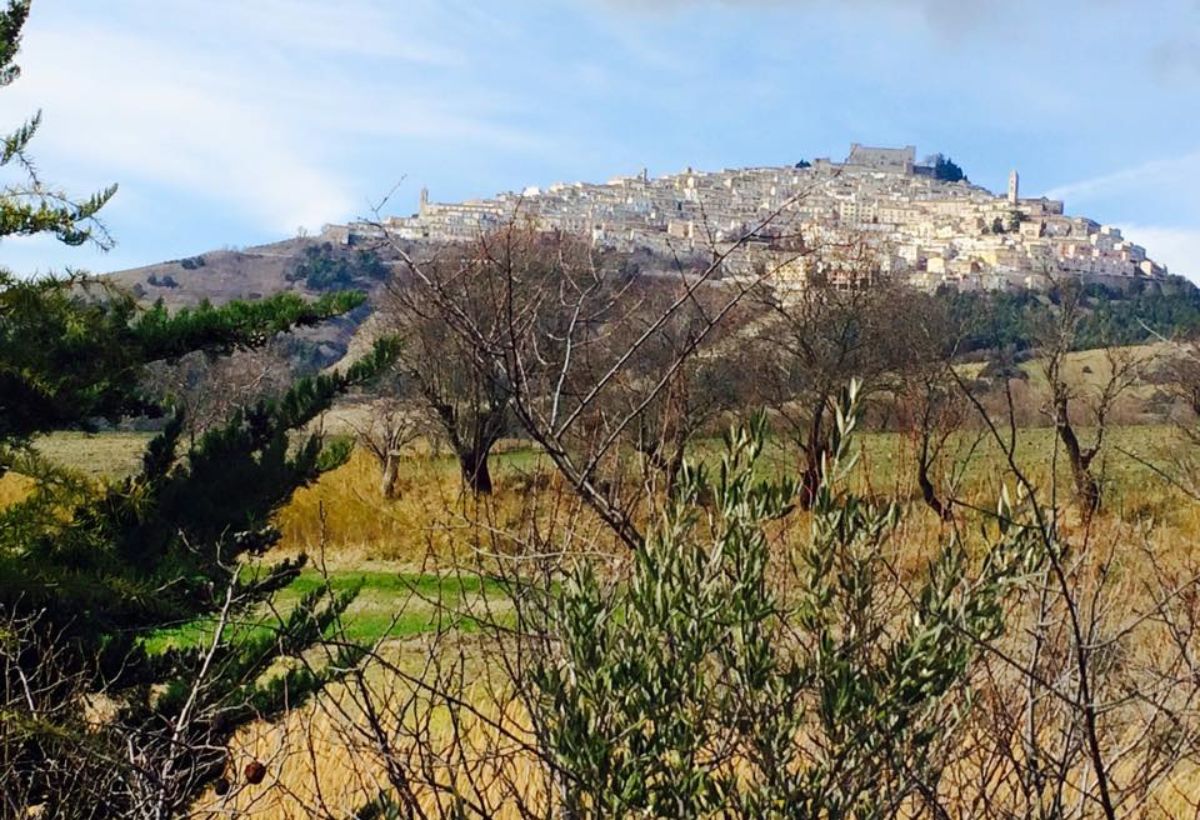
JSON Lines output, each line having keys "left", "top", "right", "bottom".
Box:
{"left": 1008, "top": 170, "right": 1019, "bottom": 205}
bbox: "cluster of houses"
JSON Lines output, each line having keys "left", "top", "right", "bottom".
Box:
{"left": 323, "top": 145, "right": 1168, "bottom": 292}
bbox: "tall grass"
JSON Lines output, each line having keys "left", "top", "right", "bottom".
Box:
{"left": 274, "top": 425, "right": 1196, "bottom": 564}
{"left": 0, "top": 472, "right": 34, "bottom": 509}
{"left": 274, "top": 446, "right": 617, "bottom": 564}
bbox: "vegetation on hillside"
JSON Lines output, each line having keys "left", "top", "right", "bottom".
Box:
{"left": 940, "top": 279, "right": 1200, "bottom": 353}
{"left": 924, "top": 152, "right": 967, "bottom": 182}
{"left": 287, "top": 242, "right": 390, "bottom": 291}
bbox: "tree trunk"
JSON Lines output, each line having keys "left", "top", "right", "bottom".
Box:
{"left": 380, "top": 452, "right": 400, "bottom": 500}
{"left": 798, "top": 407, "right": 829, "bottom": 510}
{"left": 916, "top": 430, "right": 952, "bottom": 521}
{"left": 1054, "top": 396, "right": 1101, "bottom": 518}
{"left": 917, "top": 457, "right": 951, "bottom": 521}
{"left": 637, "top": 434, "right": 688, "bottom": 497}
{"left": 459, "top": 450, "right": 493, "bottom": 494}
{"left": 799, "top": 453, "right": 821, "bottom": 510}
{"left": 665, "top": 443, "right": 686, "bottom": 497}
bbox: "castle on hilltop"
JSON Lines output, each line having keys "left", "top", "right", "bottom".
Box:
{"left": 324, "top": 144, "right": 1167, "bottom": 292}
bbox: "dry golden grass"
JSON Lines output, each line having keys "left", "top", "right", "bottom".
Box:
{"left": 936, "top": 508, "right": 1200, "bottom": 817}
{"left": 274, "top": 446, "right": 623, "bottom": 565}
{"left": 206, "top": 555, "right": 1200, "bottom": 819}
{"left": 0, "top": 471, "right": 34, "bottom": 509}
{"left": 0, "top": 431, "right": 151, "bottom": 511}
{"left": 194, "top": 638, "right": 548, "bottom": 819}
{"left": 27, "top": 431, "right": 154, "bottom": 478}
{"left": 272, "top": 448, "right": 524, "bottom": 562}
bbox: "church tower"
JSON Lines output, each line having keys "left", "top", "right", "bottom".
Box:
{"left": 1008, "top": 170, "right": 1019, "bottom": 205}
{"left": 419, "top": 187, "right": 429, "bottom": 216}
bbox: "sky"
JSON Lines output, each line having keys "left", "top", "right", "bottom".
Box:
{"left": 0, "top": 0, "right": 1198, "bottom": 279}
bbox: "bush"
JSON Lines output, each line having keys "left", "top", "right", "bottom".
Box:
{"left": 980, "top": 358, "right": 1028, "bottom": 381}
{"left": 287, "top": 244, "right": 390, "bottom": 291}
{"left": 521, "top": 385, "right": 1040, "bottom": 815}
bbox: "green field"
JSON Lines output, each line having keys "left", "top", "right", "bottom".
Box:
{"left": 29, "top": 424, "right": 1175, "bottom": 485}
{"left": 18, "top": 421, "right": 1192, "bottom": 527}
{"left": 141, "top": 568, "right": 512, "bottom": 653}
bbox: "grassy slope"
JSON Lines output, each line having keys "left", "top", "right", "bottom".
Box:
{"left": 26, "top": 431, "right": 156, "bottom": 479}
{"left": 104, "top": 240, "right": 315, "bottom": 310}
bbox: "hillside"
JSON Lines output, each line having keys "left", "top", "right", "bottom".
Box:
{"left": 103, "top": 237, "right": 384, "bottom": 369}
{"left": 105, "top": 237, "right": 319, "bottom": 308}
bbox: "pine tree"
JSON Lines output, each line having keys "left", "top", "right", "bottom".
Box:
{"left": 0, "top": 276, "right": 366, "bottom": 469}
{"left": 0, "top": 3, "right": 399, "bottom": 814}
{"left": 0, "top": 335, "right": 398, "bottom": 816}
{"left": 0, "top": 1, "right": 116, "bottom": 246}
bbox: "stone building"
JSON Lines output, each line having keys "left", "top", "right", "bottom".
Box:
{"left": 326, "top": 144, "right": 1169, "bottom": 292}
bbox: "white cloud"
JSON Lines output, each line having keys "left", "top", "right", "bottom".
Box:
{"left": 193, "top": 0, "right": 467, "bottom": 65}
{"left": 0, "top": 2, "right": 548, "bottom": 239}
{"left": 1042, "top": 151, "right": 1200, "bottom": 281}
{"left": 1118, "top": 225, "right": 1200, "bottom": 282}
{"left": 1045, "top": 151, "right": 1200, "bottom": 207}
{"left": 0, "top": 23, "right": 355, "bottom": 234}
{"left": 598, "top": 0, "right": 1036, "bottom": 31}
{"left": 1036, "top": 144, "right": 1200, "bottom": 281}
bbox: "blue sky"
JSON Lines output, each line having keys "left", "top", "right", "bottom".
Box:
{"left": 1, "top": 0, "right": 1198, "bottom": 278}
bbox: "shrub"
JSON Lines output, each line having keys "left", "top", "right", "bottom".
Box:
{"left": 522, "top": 384, "right": 1041, "bottom": 816}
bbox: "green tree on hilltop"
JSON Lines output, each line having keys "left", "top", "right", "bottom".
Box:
{"left": 925, "top": 152, "right": 967, "bottom": 183}
{"left": 287, "top": 242, "right": 390, "bottom": 291}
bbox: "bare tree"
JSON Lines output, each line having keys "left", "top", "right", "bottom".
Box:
{"left": 606, "top": 276, "right": 759, "bottom": 495}
{"left": 746, "top": 247, "right": 899, "bottom": 507}
{"left": 0, "top": 569, "right": 317, "bottom": 819}
{"left": 380, "top": 256, "right": 515, "bottom": 495}
{"left": 372, "top": 189, "right": 824, "bottom": 547}
{"left": 343, "top": 364, "right": 426, "bottom": 500}
{"left": 889, "top": 289, "right": 973, "bottom": 519}
{"left": 0, "top": 607, "right": 118, "bottom": 818}
{"left": 143, "top": 344, "right": 292, "bottom": 445}
{"left": 1038, "top": 280, "right": 1139, "bottom": 518}
{"left": 1168, "top": 338, "right": 1200, "bottom": 425}
{"left": 946, "top": 348, "right": 1200, "bottom": 819}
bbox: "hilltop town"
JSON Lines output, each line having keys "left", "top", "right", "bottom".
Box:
{"left": 324, "top": 144, "right": 1168, "bottom": 292}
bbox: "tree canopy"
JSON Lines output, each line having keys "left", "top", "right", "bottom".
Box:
{"left": 925, "top": 152, "right": 967, "bottom": 183}
{"left": 936, "top": 280, "right": 1200, "bottom": 354}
